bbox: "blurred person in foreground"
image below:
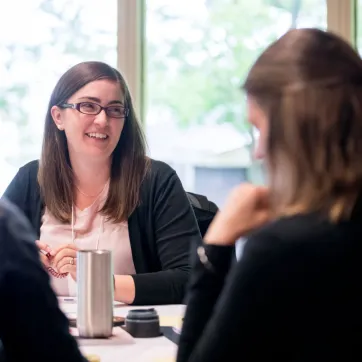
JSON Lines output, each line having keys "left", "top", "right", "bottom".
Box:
{"left": 0, "top": 198, "right": 85, "bottom": 362}
{"left": 177, "top": 28, "right": 362, "bottom": 362}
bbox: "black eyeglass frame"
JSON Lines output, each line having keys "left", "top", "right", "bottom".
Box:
{"left": 60, "top": 102, "right": 129, "bottom": 118}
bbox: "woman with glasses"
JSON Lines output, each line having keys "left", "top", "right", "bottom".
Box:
{"left": 3, "top": 61, "right": 201, "bottom": 305}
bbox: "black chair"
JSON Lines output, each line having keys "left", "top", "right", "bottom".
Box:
{"left": 186, "top": 192, "right": 218, "bottom": 238}
{"left": 187, "top": 192, "right": 239, "bottom": 266}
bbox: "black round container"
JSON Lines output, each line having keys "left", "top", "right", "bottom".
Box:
{"left": 125, "top": 308, "right": 161, "bottom": 338}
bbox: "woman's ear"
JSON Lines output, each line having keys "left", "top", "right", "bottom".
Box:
{"left": 51, "top": 106, "right": 64, "bottom": 130}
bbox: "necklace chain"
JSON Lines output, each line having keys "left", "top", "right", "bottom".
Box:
{"left": 71, "top": 204, "right": 103, "bottom": 249}
{"left": 48, "top": 183, "right": 107, "bottom": 279}
{"left": 75, "top": 181, "right": 108, "bottom": 198}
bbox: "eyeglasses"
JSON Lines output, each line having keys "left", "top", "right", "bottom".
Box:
{"left": 61, "top": 102, "right": 129, "bottom": 119}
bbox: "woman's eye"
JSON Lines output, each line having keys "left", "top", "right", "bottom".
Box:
{"left": 81, "top": 103, "right": 96, "bottom": 110}
{"left": 109, "top": 106, "right": 122, "bottom": 114}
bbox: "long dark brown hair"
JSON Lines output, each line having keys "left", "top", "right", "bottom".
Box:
{"left": 243, "top": 28, "right": 362, "bottom": 222}
{"left": 38, "top": 61, "right": 149, "bottom": 223}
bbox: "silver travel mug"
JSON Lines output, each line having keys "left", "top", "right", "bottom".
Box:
{"left": 77, "top": 250, "right": 114, "bottom": 338}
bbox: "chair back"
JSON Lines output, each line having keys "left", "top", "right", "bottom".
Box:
{"left": 187, "top": 192, "right": 218, "bottom": 237}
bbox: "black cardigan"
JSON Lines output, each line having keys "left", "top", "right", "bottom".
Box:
{"left": 3, "top": 159, "right": 202, "bottom": 305}
{"left": 177, "top": 212, "right": 362, "bottom": 362}
{"left": 0, "top": 198, "right": 85, "bottom": 362}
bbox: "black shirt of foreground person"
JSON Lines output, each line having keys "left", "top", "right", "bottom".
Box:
{"left": 177, "top": 209, "right": 362, "bottom": 362}
{"left": 0, "top": 198, "right": 85, "bottom": 362}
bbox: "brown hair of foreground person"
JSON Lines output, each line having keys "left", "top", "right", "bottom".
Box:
{"left": 243, "top": 28, "right": 362, "bottom": 222}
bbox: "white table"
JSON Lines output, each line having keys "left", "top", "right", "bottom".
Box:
{"left": 58, "top": 298, "right": 185, "bottom": 362}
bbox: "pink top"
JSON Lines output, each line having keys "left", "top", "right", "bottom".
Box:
{"left": 39, "top": 183, "right": 135, "bottom": 296}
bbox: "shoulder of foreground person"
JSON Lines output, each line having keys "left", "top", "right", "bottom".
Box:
{"left": 244, "top": 210, "right": 360, "bottom": 254}
{"left": 177, "top": 212, "right": 361, "bottom": 362}
{"left": 0, "top": 199, "right": 85, "bottom": 362}
{"left": 0, "top": 197, "right": 38, "bottom": 251}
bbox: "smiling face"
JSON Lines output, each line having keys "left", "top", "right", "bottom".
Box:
{"left": 51, "top": 79, "right": 125, "bottom": 162}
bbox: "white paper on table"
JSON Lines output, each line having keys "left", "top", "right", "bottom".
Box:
{"left": 57, "top": 297, "right": 124, "bottom": 316}
{"left": 58, "top": 297, "right": 123, "bottom": 306}
{"left": 71, "top": 327, "right": 135, "bottom": 346}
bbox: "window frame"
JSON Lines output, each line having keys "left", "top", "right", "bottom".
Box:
{"left": 117, "top": 0, "right": 357, "bottom": 122}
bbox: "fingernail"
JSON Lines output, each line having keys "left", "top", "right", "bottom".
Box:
{"left": 50, "top": 250, "right": 56, "bottom": 256}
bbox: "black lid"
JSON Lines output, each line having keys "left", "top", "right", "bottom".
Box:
{"left": 126, "top": 308, "right": 159, "bottom": 321}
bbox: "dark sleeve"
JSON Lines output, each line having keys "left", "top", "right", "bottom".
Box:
{"left": 176, "top": 244, "right": 234, "bottom": 362}
{"left": 0, "top": 200, "right": 85, "bottom": 362}
{"left": 176, "top": 233, "right": 286, "bottom": 362}
{"left": 132, "top": 172, "right": 202, "bottom": 305}
{"left": 2, "top": 166, "right": 30, "bottom": 217}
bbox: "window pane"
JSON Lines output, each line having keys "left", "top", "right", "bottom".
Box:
{"left": 146, "top": 0, "right": 327, "bottom": 208}
{"left": 0, "top": 0, "right": 117, "bottom": 193}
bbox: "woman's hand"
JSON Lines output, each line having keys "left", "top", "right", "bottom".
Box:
{"left": 204, "top": 183, "right": 271, "bottom": 246}
{"left": 35, "top": 240, "right": 52, "bottom": 268}
{"left": 50, "top": 244, "right": 78, "bottom": 280}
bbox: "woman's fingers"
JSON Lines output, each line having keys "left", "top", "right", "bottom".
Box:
{"left": 52, "top": 248, "right": 78, "bottom": 270}
{"left": 36, "top": 240, "right": 52, "bottom": 253}
{"left": 57, "top": 256, "right": 77, "bottom": 272}
{"left": 39, "top": 252, "right": 50, "bottom": 268}
{"left": 57, "top": 259, "right": 77, "bottom": 281}
{"left": 58, "top": 263, "right": 75, "bottom": 275}
{"left": 36, "top": 240, "right": 52, "bottom": 268}
{"left": 204, "top": 183, "right": 271, "bottom": 245}
{"left": 35, "top": 242, "right": 79, "bottom": 278}
{"left": 50, "top": 243, "right": 78, "bottom": 257}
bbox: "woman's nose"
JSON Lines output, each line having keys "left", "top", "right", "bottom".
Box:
{"left": 93, "top": 109, "right": 108, "bottom": 127}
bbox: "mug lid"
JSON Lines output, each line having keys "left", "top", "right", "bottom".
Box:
{"left": 126, "top": 308, "right": 159, "bottom": 321}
